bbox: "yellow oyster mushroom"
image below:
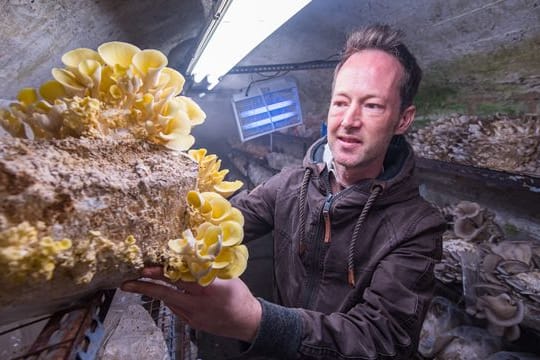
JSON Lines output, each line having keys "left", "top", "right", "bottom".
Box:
{"left": 212, "top": 245, "right": 245, "bottom": 270}
{"left": 187, "top": 148, "right": 244, "bottom": 197}
{"left": 219, "top": 220, "right": 244, "bottom": 247}
{"left": 189, "top": 191, "right": 232, "bottom": 223}
{"left": 168, "top": 236, "right": 193, "bottom": 255}
{"left": 98, "top": 41, "right": 141, "bottom": 68}
{"left": 197, "top": 269, "right": 218, "bottom": 286}
{"left": 133, "top": 93, "right": 156, "bottom": 124}
{"left": 132, "top": 49, "right": 168, "bottom": 87}
{"left": 153, "top": 86, "right": 177, "bottom": 110}
{"left": 158, "top": 113, "right": 190, "bottom": 136}
{"left": 34, "top": 101, "right": 53, "bottom": 113}
{"left": 42, "top": 261, "right": 56, "bottom": 280}
{"left": 61, "top": 48, "right": 102, "bottom": 69}
{"left": 212, "top": 168, "right": 228, "bottom": 183}
{"left": 160, "top": 97, "right": 191, "bottom": 126}
{"left": 132, "top": 49, "right": 168, "bottom": 75}
{"left": 213, "top": 180, "right": 244, "bottom": 198}
{"left": 99, "top": 66, "right": 116, "bottom": 96}
{"left": 139, "top": 92, "right": 155, "bottom": 110}
{"left": 77, "top": 59, "right": 102, "bottom": 90}
{"left": 215, "top": 245, "right": 248, "bottom": 279}
{"left": 158, "top": 135, "right": 192, "bottom": 151}
{"left": 0, "top": 109, "right": 26, "bottom": 138}
{"left": 177, "top": 96, "right": 206, "bottom": 126}
{"left": 208, "top": 196, "right": 234, "bottom": 223}
{"left": 199, "top": 192, "right": 244, "bottom": 225}
{"left": 164, "top": 256, "right": 193, "bottom": 282}
{"left": 17, "top": 88, "right": 38, "bottom": 106}
{"left": 188, "top": 148, "right": 207, "bottom": 163}
{"left": 187, "top": 191, "right": 213, "bottom": 215}
{"left": 200, "top": 153, "right": 220, "bottom": 171}
{"left": 225, "top": 207, "right": 244, "bottom": 226}
{"left": 195, "top": 223, "right": 222, "bottom": 261}
{"left": 187, "top": 260, "right": 213, "bottom": 283}
{"left": 124, "top": 235, "right": 136, "bottom": 246}
{"left": 52, "top": 68, "right": 86, "bottom": 94}
{"left": 108, "top": 84, "right": 123, "bottom": 99}
{"left": 194, "top": 221, "right": 215, "bottom": 237}
{"left": 1, "top": 40, "right": 209, "bottom": 152}
{"left": 1, "top": 246, "right": 26, "bottom": 261}
{"left": 125, "top": 244, "right": 142, "bottom": 263}
{"left": 55, "top": 238, "right": 72, "bottom": 251}
{"left": 40, "top": 237, "right": 57, "bottom": 256}
{"left": 159, "top": 67, "right": 186, "bottom": 96}
{"left": 158, "top": 99, "right": 194, "bottom": 151}
{"left": 160, "top": 99, "right": 191, "bottom": 126}
{"left": 195, "top": 190, "right": 228, "bottom": 205}
{"left": 39, "top": 80, "right": 67, "bottom": 104}
{"left": 159, "top": 129, "right": 195, "bottom": 151}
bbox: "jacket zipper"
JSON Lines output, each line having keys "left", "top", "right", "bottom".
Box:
{"left": 301, "top": 193, "right": 334, "bottom": 309}
{"left": 322, "top": 193, "right": 333, "bottom": 243}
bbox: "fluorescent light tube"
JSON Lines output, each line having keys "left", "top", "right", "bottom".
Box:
{"left": 188, "top": 0, "right": 311, "bottom": 88}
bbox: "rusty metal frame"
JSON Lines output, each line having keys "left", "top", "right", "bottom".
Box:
{"left": 4, "top": 289, "right": 115, "bottom": 360}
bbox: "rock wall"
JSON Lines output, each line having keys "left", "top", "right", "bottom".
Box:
{"left": 0, "top": 0, "right": 212, "bottom": 99}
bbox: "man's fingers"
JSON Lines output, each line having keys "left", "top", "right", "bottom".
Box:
{"left": 121, "top": 280, "right": 197, "bottom": 322}
{"left": 168, "top": 303, "right": 192, "bottom": 323}
{"left": 121, "top": 279, "right": 181, "bottom": 304}
{"left": 141, "top": 266, "right": 169, "bottom": 281}
{"left": 175, "top": 280, "right": 207, "bottom": 295}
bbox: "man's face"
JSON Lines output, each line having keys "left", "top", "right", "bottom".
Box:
{"left": 327, "top": 50, "right": 415, "bottom": 178}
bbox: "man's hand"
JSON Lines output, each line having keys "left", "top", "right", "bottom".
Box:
{"left": 121, "top": 267, "right": 262, "bottom": 343}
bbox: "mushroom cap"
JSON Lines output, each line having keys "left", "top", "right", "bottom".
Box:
{"left": 491, "top": 241, "right": 532, "bottom": 264}
{"left": 477, "top": 293, "right": 524, "bottom": 327}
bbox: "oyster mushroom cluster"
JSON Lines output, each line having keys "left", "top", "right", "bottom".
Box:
{"left": 0, "top": 42, "right": 247, "bottom": 290}
{"left": 0, "top": 41, "right": 205, "bottom": 151}
{"left": 408, "top": 114, "right": 540, "bottom": 177}
{"left": 435, "top": 201, "right": 503, "bottom": 283}
{"left": 418, "top": 296, "right": 540, "bottom": 359}
{"left": 163, "top": 149, "right": 245, "bottom": 286}
{"left": 434, "top": 201, "right": 540, "bottom": 341}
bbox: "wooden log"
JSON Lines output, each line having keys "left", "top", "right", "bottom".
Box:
{"left": 0, "top": 135, "right": 197, "bottom": 325}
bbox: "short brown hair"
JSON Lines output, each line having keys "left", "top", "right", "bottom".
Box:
{"left": 333, "top": 24, "right": 422, "bottom": 112}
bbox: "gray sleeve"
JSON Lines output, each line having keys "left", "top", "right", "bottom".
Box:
{"left": 241, "top": 298, "right": 303, "bottom": 359}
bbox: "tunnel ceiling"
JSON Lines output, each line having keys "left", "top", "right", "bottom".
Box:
{"left": 1, "top": 0, "right": 539, "bottom": 114}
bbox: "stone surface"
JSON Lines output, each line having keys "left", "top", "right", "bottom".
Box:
{"left": 0, "top": 135, "right": 198, "bottom": 325}
{"left": 0, "top": 0, "right": 211, "bottom": 99}
{"left": 100, "top": 292, "right": 170, "bottom": 360}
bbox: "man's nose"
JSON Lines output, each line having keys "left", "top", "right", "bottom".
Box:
{"left": 341, "top": 104, "right": 362, "bottom": 128}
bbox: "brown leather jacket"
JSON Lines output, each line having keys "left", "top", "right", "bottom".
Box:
{"left": 231, "top": 136, "right": 445, "bottom": 359}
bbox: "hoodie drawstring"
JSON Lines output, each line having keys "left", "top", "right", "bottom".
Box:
{"left": 347, "top": 184, "right": 383, "bottom": 287}
{"left": 298, "top": 168, "right": 313, "bottom": 256}
{"left": 297, "top": 168, "right": 383, "bottom": 288}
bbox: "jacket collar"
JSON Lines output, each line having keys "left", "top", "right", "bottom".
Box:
{"left": 304, "top": 135, "right": 418, "bottom": 199}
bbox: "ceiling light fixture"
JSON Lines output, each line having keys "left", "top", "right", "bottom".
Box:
{"left": 187, "top": 0, "right": 312, "bottom": 90}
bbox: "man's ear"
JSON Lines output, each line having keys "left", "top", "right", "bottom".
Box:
{"left": 394, "top": 105, "right": 416, "bottom": 135}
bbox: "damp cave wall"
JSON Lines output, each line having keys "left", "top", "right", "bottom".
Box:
{"left": 1, "top": 0, "right": 540, "bottom": 358}
{"left": 0, "top": 0, "right": 539, "bottom": 288}
{"left": 2, "top": 0, "right": 539, "bottom": 143}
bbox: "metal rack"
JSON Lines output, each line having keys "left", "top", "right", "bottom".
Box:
{"left": 0, "top": 291, "right": 194, "bottom": 360}
{"left": 1, "top": 289, "right": 115, "bottom": 360}
{"left": 141, "top": 295, "right": 179, "bottom": 360}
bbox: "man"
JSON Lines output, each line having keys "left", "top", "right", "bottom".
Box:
{"left": 122, "top": 24, "right": 445, "bottom": 359}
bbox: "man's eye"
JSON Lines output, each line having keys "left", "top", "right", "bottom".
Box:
{"left": 365, "top": 103, "right": 382, "bottom": 109}
{"left": 365, "top": 103, "right": 385, "bottom": 112}
{"left": 333, "top": 101, "right": 347, "bottom": 107}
